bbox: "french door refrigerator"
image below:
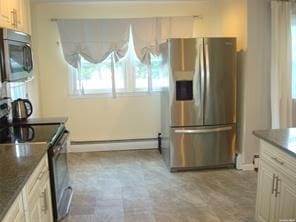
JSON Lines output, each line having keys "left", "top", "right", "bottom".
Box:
{"left": 160, "top": 38, "right": 237, "bottom": 171}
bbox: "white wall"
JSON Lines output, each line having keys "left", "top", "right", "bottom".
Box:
{"left": 238, "top": 0, "right": 271, "bottom": 165}
{"left": 32, "top": 0, "right": 247, "bottom": 142}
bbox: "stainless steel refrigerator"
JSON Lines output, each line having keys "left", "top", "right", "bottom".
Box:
{"left": 160, "top": 38, "right": 237, "bottom": 171}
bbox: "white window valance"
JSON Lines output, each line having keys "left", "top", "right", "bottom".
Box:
{"left": 57, "top": 19, "right": 130, "bottom": 68}
{"left": 56, "top": 16, "right": 194, "bottom": 68}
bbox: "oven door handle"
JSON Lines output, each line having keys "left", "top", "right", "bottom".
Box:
{"left": 58, "top": 131, "right": 69, "bottom": 147}
{"left": 53, "top": 131, "right": 69, "bottom": 158}
{"left": 53, "top": 146, "right": 62, "bottom": 158}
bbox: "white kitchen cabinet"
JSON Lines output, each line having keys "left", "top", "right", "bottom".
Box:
{"left": 25, "top": 154, "right": 53, "bottom": 222}
{"left": 256, "top": 160, "right": 277, "bottom": 222}
{"left": 0, "top": 0, "right": 31, "bottom": 34}
{"left": 22, "top": 0, "right": 31, "bottom": 34}
{"left": 256, "top": 140, "right": 296, "bottom": 222}
{"left": 0, "top": 0, "right": 10, "bottom": 28}
{"left": 27, "top": 175, "right": 53, "bottom": 222}
{"left": 40, "top": 179, "right": 54, "bottom": 222}
{"left": 27, "top": 189, "right": 43, "bottom": 222}
{"left": 10, "top": 0, "right": 24, "bottom": 30}
{"left": 275, "top": 173, "right": 296, "bottom": 222}
{"left": 2, "top": 154, "right": 53, "bottom": 222}
{"left": 1, "top": 192, "right": 26, "bottom": 222}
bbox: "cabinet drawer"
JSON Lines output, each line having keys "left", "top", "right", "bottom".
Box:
{"left": 2, "top": 193, "right": 24, "bottom": 222}
{"left": 25, "top": 154, "right": 48, "bottom": 197}
{"left": 260, "top": 141, "right": 296, "bottom": 180}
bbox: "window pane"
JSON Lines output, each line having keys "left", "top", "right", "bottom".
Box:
{"left": 151, "top": 55, "right": 168, "bottom": 90}
{"left": 80, "top": 56, "right": 112, "bottom": 94}
{"left": 292, "top": 25, "right": 296, "bottom": 99}
{"left": 134, "top": 62, "right": 148, "bottom": 91}
{"left": 8, "top": 82, "right": 27, "bottom": 100}
{"left": 115, "top": 62, "right": 125, "bottom": 91}
{"left": 71, "top": 31, "right": 170, "bottom": 96}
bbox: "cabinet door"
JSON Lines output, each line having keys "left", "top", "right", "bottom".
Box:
{"left": 10, "top": 0, "right": 24, "bottom": 30}
{"left": 0, "top": 0, "right": 11, "bottom": 27}
{"left": 256, "top": 160, "right": 277, "bottom": 222}
{"left": 22, "top": 0, "right": 31, "bottom": 34}
{"left": 28, "top": 188, "right": 43, "bottom": 222}
{"left": 40, "top": 178, "right": 54, "bottom": 222}
{"left": 2, "top": 193, "right": 26, "bottom": 222}
{"left": 275, "top": 174, "right": 296, "bottom": 222}
{"left": 28, "top": 181, "right": 42, "bottom": 221}
{"left": 16, "top": 0, "right": 24, "bottom": 31}
{"left": 13, "top": 210, "right": 26, "bottom": 222}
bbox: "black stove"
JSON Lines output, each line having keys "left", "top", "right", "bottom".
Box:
{"left": 0, "top": 124, "right": 65, "bottom": 145}
{"left": 0, "top": 99, "right": 72, "bottom": 222}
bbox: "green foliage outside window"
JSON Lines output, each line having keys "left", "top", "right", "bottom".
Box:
{"left": 80, "top": 57, "right": 111, "bottom": 80}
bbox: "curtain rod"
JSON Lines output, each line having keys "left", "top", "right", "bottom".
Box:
{"left": 50, "top": 15, "right": 203, "bottom": 22}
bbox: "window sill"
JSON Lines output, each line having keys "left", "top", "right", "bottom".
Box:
{"left": 69, "top": 91, "right": 164, "bottom": 99}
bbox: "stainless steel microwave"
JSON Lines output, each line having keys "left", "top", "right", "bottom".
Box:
{"left": 0, "top": 28, "right": 33, "bottom": 82}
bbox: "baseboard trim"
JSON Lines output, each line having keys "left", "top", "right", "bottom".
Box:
{"left": 235, "top": 163, "right": 254, "bottom": 171}
{"left": 239, "top": 164, "right": 254, "bottom": 171}
{"left": 235, "top": 154, "right": 254, "bottom": 171}
{"left": 68, "top": 139, "right": 158, "bottom": 152}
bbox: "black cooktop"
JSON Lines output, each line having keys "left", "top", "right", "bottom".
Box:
{"left": 0, "top": 124, "right": 65, "bottom": 145}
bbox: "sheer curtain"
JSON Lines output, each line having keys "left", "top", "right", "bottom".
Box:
{"left": 292, "top": 4, "right": 296, "bottom": 125}
{"left": 270, "top": 0, "right": 293, "bottom": 128}
{"left": 57, "top": 17, "right": 193, "bottom": 97}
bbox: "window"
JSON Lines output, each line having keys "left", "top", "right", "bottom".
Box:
{"left": 292, "top": 24, "right": 296, "bottom": 99}
{"left": 70, "top": 32, "right": 168, "bottom": 96}
{"left": 7, "top": 82, "right": 27, "bottom": 100}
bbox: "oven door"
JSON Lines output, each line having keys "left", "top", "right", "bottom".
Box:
{"left": 51, "top": 131, "right": 72, "bottom": 221}
{"left": 3, "top": 39, "right": 33, "bottom": 82}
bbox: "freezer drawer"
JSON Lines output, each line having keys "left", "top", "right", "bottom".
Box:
{"left": 169, "top": 125, "right": 236, "bottom": 170}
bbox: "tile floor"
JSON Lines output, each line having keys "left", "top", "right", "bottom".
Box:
{"left": 62, "top": 149, "right": 257, "bottom": 222}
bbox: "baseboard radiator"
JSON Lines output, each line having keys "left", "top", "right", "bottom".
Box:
{"left": 69, "top": 138, "right": 158, "bottom": 152}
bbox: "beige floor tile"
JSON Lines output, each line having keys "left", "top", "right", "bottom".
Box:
{"left": 124, "top": 212, "right": 155, "bottom": 222}
{"left": 63, "top": 150, "right": 257, "bottom": 222}
{"left": 95, "top": 207, "right": 124, "bottom": 222}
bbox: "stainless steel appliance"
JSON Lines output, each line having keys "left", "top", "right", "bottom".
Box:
{"left": 12, "top": 125, "right": 34, "bottom": 142}
{"left": 0, "top": 28, "right": 33, "bottom": 82}
{"left": 0, "top": 99, "right": 9, "bottom": 126}
{"left": 11, "top": 98, "right": 33, "bottom": 120}
{"left": 48, "top": 128, "right": 73, "bottom": 222}
{"left": 160, "top": 38, "right": 237, "bottom": 171}
{"left": 0, "top": 102, "right": 72, "bottom": 222}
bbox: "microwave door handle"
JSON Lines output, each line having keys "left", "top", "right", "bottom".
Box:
{"left": 27, "top": 44, "right": 33, "bottom": 72}
{"left": 23, "top": 44, "right": 33, "bottom": 72}
{"left": 23, "top": 45, "right": 28, "bottom": 72}
{"left": 3, "top": 40, "right": 12, "bottom": 79}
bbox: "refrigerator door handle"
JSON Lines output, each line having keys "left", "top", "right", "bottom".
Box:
{"left": 174, "top": 126, "right": 232, "bottom": 134}
{"left": 200, "top": 40, "right": 205, "bottom": 113}
{"left": 204, "top": 39, "right": 210, "bottom": 111}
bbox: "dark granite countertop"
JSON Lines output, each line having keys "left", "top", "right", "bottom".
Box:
{"left": 0, "top": 143, "right": 48, "bottom": 221}
{"left": 9, "top": 117, "right": 68, "bottom": 126}
{"left": 253, "top": 128, "right": 296, "bottom": 158}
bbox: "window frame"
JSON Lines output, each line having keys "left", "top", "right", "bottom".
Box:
{"left": 291, "top": 22, "right": 296, "bottom": 99}
{"left": 69, "top": 34, "right": 168, "bottom": 98}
